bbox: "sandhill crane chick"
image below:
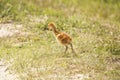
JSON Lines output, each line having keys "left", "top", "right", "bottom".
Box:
{"left": 48, "top": 22, "right": 75, "bottom": 54}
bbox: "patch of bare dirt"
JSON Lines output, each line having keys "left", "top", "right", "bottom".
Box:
{"left": 0, "top": 59, "right": 18, "bottom": 80}
{"left": 0, "top": 23, "right": 23, "bottom": 38}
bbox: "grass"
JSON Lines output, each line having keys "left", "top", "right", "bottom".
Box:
{"left": 0, "top": 0, "right": 120, "bottom": 80}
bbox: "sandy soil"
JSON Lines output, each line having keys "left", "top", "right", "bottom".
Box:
{"left": 0, "top": 23, "right": 22, "bottom": 37}
{"left": 0, "top": 59, "right": 18, "bottom": 80}
{"left": 0, "top": 23, "right": 21, "bottom": 80}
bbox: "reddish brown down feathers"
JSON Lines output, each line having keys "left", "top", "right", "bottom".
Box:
{"left": 48, "top": 22, "right": 76, "bottom": 54}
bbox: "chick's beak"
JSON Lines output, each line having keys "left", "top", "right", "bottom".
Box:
{"left": 43, "top": 27, "right": 49, "bottom": 30}
{"left": 43, "top": 24, "right": 49, "bottom": 31}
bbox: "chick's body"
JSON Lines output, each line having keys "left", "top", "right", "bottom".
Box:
{"left": 57, "top": 32, "right": 72, "bottom": 46}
